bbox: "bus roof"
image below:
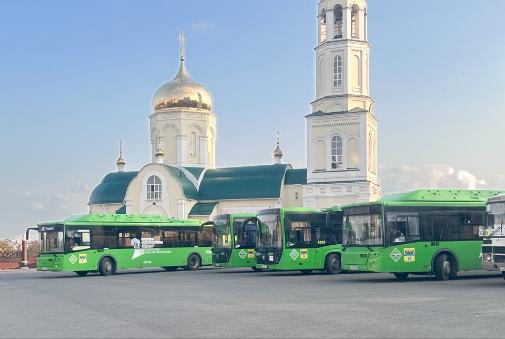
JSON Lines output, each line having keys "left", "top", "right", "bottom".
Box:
{"left": 257, "top": 207, "right": 322, "bottom": 215}
{"left": 38, "top": 214, "right": 202, "bottom": 227}
{"left": 343, "top": 189, "right": 505, "bottom": 209}
{"left": 212, "top": 213, "right": 256, "bottom": 220}
{"left": 488, "top": 193, "right": 505, "bottom": 204}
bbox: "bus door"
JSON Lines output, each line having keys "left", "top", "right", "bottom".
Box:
{"left": 284, "top": 213, "right": 322, "bottom": 268}
{"left": 315, "top": 211, "right": 343, "bottom": 265}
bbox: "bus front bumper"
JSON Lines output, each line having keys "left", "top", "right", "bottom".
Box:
{"left": 482, "top": 261, "right": 505, "bottom": 272}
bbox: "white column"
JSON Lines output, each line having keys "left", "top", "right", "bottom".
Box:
{"left": 199, "top": 137, "right": 208, "bottom": 167}
{"left": 176, "top": 135, "right": 187, "bottom": 166}
{"left": 326, "top": 8, "right": 335, "bottom": 41}
{"left": 359, "top": 113, "right": 366, "bottom": 177}
{"left": 343, "top": 6, "right": 352, "bottom": 39}
{"left": 177, "top": 200, "right": 186, "bottom": 219}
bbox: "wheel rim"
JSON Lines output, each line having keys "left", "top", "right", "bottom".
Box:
{"left": 330, "top": 258, "right": 339, "bottom": 271}
{"left": 104, "top": 261, "right": 112, "bottom": 272}
{"left": 442, "top": 260, "right": 450, "bottom": 276}
{"left": 191, "top": 258, "right": 198, "bottom": 267}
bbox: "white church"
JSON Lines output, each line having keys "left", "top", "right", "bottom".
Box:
{"left": 88, "top": 0, "right": 380, "bottom": 221}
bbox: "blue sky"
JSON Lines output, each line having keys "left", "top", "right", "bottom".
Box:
{"left": 1, "top": 1, "right": 504, "bottom": 237}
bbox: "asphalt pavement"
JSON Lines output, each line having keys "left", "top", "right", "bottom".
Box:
{"left": 1, "top": 267, "right": 504, "bottom": 338}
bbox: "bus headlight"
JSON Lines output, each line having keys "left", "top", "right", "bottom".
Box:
{"left": 486, "top": 254, "right": 492, "bottom": 262}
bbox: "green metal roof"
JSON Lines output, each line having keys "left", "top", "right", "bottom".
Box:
{"left": 184, "top": 167, "right": 205, "bottom": 180}
{"left": 284, "top": 168, "right": 307, "bottom": 185}
{"left": 39, "top": 214, "right": 202, "bottom": 227}
{"left": 166, "top": 165, "right": 199, "bottom": 200}
{"left": 198, "top": 164, "right": 289, "bottom": 200}
{"left": 189, "top": 202, "right": 219, "bottom": 216}
{"left": 89, "top": 164, "right": 296, "bottom": 208}
{"left": 88, "top": 171, "right": 138, "bottom": 205}
{"left": 115, "top": 205, "right": 126, "bottom": 214}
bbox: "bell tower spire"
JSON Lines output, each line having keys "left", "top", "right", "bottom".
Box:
{"left": 304, "top": 0, "right": 380, "bottom": 209}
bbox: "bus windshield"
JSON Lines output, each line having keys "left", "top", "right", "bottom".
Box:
{"left": 39, "top": 225, "right": 64, "bottom": 253}
{"left": 487, "top": 202, "right": 505, "bottom": 237}
{"left": 234, "top": 218, "right": 256, "bottom": 248}
{"left": 343, "top": 206, "right": 383, "bottom": 246}
{"left": 257, "top": 213, "right": 281, "bottom": 248}
{"left": 213, "top": 217, "right": 232, "bottom": 248}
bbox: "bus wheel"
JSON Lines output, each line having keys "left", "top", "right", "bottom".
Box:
{"left": 502, "top": 272, "right": 505, "bottom": 280}
{"left": 434, "top": 254, "right": 451, "bottom": 281}
{"left": 251, "top": 267, "right": 263, "bottom": 272}
{"left": 163, "top": 267, "right": 178, "bottom": 271}
{"left": 99, "top": 257, "right": 116, "bottom": 276}
{"left": 75, "top": 271, "right": 88, "bottom": 277}
{"left": 324, "top": 253, "right": 341, "bottom": 275}
{"left": 300, "top": 270, "right": 313, "bottom": 275}
{"left": 393, "top": 273, "right": 409, "bottom": 281}
{"left": 186, "top": 254, "right": 201, "bottom": 271}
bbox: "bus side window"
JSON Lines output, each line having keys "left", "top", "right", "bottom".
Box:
{"left": 198, "top": 226, "right": 213, "bottom": 247}
{"left": 92, "top": 226, "right": 117, "bottom": 249}
{"left": 320, "top": 212, "right": 342, "bottom": 246}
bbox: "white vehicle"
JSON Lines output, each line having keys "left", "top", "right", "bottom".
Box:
{"left": 481, "top": 194, "right": 505, "bottom": 278}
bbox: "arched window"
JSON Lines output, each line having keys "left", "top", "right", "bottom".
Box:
{"left": 331, "top": 135, "right": 343, "bottom": 169}
{"left": 319, "top": 10, "right": 327, "bottom": 43}
{"left": 333, "top": 5, "right": 343, "bottom": 39}
{"left": 190, "top": 132, "right": 197, "bottom": 157}
{"left": 333, "top": 55, "right": 343, "bottom": 87}
{"left": 351, "top": 5, "right": 359, "bottom": 39}
{"left": 147, "top": 175, "right": 162, "bottom": 200}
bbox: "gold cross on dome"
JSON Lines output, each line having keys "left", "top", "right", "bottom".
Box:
{"left": 178, "top": 32, "right": 186, "bottom": 61}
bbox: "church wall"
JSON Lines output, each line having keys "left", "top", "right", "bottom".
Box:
{"left": 123, "top": 164, "right": 188, "bottom": 218}
{"left": 89, "top": 203, "right": 123, "bottom": 214}
{"left": 150, "top": 108, "right": 216, "bottom": 168}
{"left": 283, "top": 185, "right": 304, "bottom": 208}
{"left": 215, "top": 199, "right": 280, "bottom": 217}
{"left": 303, "top": 181, "right": 379, "bottom": 209}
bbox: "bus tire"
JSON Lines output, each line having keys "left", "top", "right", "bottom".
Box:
{"left": 75, "top": 271, "right": 88, "bottom": 277}
{"left": 163, "top": 267, "right": 178, "bottom": 271}
{"left": 324, "top": 253, "right": 341, "bottom": 275}
{"left": 300, "top": 270, "right": 313, "bottom": 275}
{"left": 99, "top": 257, "right": 116, "bottom": 276}
{"left": 393, "top": 272, "right": 409, "bottom": 281}
{"left": 502, "top": 271, "right": 505, "bottom": 280}
{"left": 251, "top": 267, "right": 263, "bottom": 272}
{"left": 434, "top": 254, "right": 451, "bottom": 281}
{"left": 186, "top": 254, "right": 201, "bottom": 271}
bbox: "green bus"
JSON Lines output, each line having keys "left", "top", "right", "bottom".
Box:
{"left": 204, "top": 213, "right": 258, "bottom": 270}
{"left": 340, "top": 189, "right": 504, "bottom": 281}
{"left": 36, "top": 214, "right": 213, "bottom": 276}
{"left": 253, "top": 207, "right": 343, "bottom": 274}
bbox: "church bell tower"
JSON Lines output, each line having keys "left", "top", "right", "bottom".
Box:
{"left": 304, "top": 0, "right": 380, "bottom": 209}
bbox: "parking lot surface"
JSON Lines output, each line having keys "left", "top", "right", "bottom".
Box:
{"left": 1, "top": 267, "right": 504, "bottom": 338}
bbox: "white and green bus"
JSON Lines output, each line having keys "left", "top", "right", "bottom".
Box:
{"left": 481, "top": 194, "right": 505, "bottom": 278}
{"left": 36, "top": 214, "right": 213, "bottom": 276}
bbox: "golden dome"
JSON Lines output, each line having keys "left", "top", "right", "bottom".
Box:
{"left": 155, "top": 148, "right": 165, "bottom": 157}
{"left": 273, "top": 143, "right": 283, "bottom": 157}
{"left": 152, "top": 58, "right": 213, "bottom": 112}
{"left": 116, "top": 156, "right": 126, "bottom": 166}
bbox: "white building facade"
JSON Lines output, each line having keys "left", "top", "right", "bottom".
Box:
{"left": 88, "top": 1, "right": 381, "bottom": 219}
{"left": 303, "top": 0, "right": 380, "bottom": 209}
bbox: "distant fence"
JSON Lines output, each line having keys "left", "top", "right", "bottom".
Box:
{"left": 0, "top": 239, "right": 38, "bottom": 269}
